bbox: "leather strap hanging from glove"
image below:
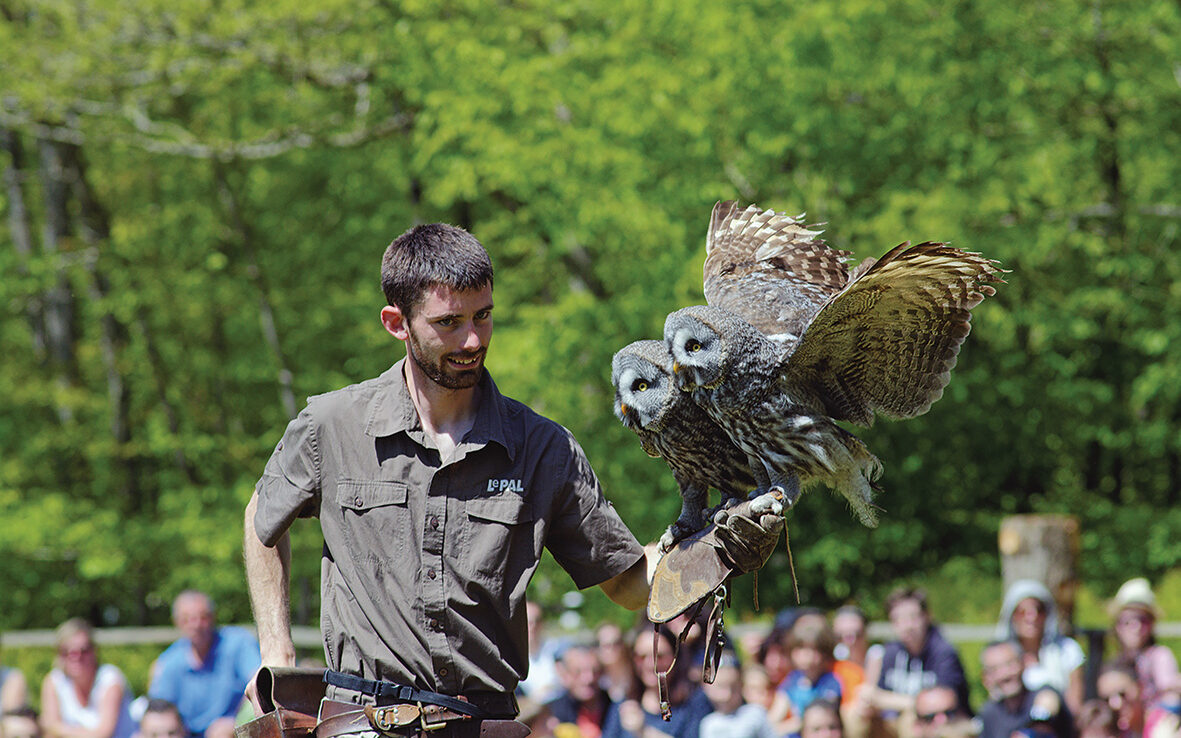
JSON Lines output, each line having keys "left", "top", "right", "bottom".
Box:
{"left": 647, "top": 493, "right": 784, "bottom": 720}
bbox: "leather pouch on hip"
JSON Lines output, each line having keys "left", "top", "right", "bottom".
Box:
{"left": 234, "top": 666, "right": 328, "bottom": 738}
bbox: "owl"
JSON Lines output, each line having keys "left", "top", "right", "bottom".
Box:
{"left": 611, "top": 340, "right": 756, "bottom": 548}
{"left": 663, "top": 202, "right": 1006, "bottom": 526}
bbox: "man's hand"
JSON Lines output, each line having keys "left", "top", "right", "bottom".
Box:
{"left": 711, "top": 492, "right": 784, "bottom": 573}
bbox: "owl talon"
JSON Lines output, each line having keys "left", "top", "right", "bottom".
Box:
{"left": 750, "top": 491, "right": 785, "bottom": 516}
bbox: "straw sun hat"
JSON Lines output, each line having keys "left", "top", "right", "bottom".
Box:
{"left": 1108, "top": 577, "right": 1164, "bottom": 620}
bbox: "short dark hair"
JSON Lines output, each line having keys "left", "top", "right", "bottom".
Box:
{"left": 142, "top": 699, "right": 182, "bottom": 721}
{"left": 786, "top": 615, "right": 838, "bottom": 665}
{"left": 885, "top": 586, "right": 928, "bottom": 617}
{"left": 380, "top": 223, "right": 494, "bottom": 317}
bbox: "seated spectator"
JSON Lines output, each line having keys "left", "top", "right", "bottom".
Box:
{"left": 1075, "top": 700, "right": 1119, "bottom": 738}
{"left": 978, "top": 641, "right": 1074, "bottom": 738}
{"left": 618, "top": 624, "right": 713, "bottom": 738}
{"left": 1096, "top": 663, "right": 1145, "bottom": 738}
{"left": 0, "top": 654, "right": 28, "bottom": 713}
{"left": 520, "top": 601, "right": 566, "bottom": 705}
{"left": 148, "top": 591, "right": 259, "bottom": 738}
{"left": 855, "top": 587, "right": 971, "bottom": 725}
{"left": 134, "top": 700, "right": 186, "bottom": 738}
{"left": 996, "top": 580, "right": 1085, "bottom": 714}
{"left": 913, "top": 685, "right": 975, "bottom": 738}
{"left": 598, "top": 623, "right": 640, "bottom": 703}
{"left": 546, "top": 644, "right": 623, "bottom": 738}
{"left": 1, "top": 706, "right": 42, "bottom": 738}
{"left": 41, "top": 618, "right": 137, "bottom": 738}
{"left": 1108, "top": 579, "right": 1180, "bottom": 722}
{"left": 769, "top": 614, "right": 843, "bottom": 735}
{"left": 833, "top": 606, "right": 884, "bottom": 677}
{"left": 756, "top": 624, "right": 793, "bottom": 694}
{"left": 700, "top": 659, "right": 775, "bottom": 738}
{"left": 742, "top": 664, "right": 776, "bottom": 713}
{"left": 802, "top": 700, "right": 845, "bottom": 738}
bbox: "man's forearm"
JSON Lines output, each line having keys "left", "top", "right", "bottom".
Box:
{"left": 599, "top": 543, "right": 660, "bottom": 611}
{"left": 244, "top": 490, "right": 296, "bottom": 666}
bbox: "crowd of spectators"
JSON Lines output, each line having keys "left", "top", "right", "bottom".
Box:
{"left": 0, "top": 578, "right": 1177, "bottom": 738}
{"left": 515, "top": 578, "right": 1180, "bottom": 738}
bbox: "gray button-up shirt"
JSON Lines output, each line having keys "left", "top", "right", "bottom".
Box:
{"left": 254, "top": 360, "right": 644, "bottom": 695}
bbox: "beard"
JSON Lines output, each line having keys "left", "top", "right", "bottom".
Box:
{"left": 406, "top": 327, "right": 486, "bottom": 390}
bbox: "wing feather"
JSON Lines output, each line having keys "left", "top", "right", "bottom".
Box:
{"left": 783, "top": 241, "right": 1006, "bottom": 426}
{"left": 703, "top": 201, "right": 853, "bottom": 340}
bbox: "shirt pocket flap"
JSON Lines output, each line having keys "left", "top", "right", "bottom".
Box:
{"left": 466, "top": 495, "right": 534, "bottom": 525}
{"left": 338, "top": 479, "right": 407, "bottom": 511}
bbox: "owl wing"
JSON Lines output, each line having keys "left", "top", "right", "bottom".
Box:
{"left": 703, "top": 201, "right": 853, "bottom": 341}
{"left": 781, "top": 241, "right": 1006, "bottom": 426}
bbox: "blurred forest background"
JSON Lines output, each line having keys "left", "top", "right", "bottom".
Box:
{"left": 2, "top": 0, "right": 1181, "bottom": 641}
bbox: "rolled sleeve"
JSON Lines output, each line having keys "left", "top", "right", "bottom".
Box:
{"left": 254, "top": 407, "right": 321, "bottom": 546}
{"left": 544, "top": 432, "right": 643, "bottom": 589}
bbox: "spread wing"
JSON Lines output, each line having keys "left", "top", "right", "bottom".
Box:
{"left": 782, "top": 241, "right": 1006, "bottom": 426}
{"left": 703, "top": 201, "right": 853, "bottom": 342}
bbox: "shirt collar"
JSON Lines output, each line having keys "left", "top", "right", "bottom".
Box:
{"left": 364, "top": 359, "right": 517, "bottom": 459}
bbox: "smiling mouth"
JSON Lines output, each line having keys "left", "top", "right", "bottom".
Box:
{"left": 448, "top": 353, "right": 483, "bottom": 368}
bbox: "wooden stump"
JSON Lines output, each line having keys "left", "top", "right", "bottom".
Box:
{"left": 998, "top": 515, "right": 1080, "bottom": 633}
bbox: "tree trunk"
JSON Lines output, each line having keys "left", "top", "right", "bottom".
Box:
{"left": 998, "top": 515, "right": 1080, "bottom": 633}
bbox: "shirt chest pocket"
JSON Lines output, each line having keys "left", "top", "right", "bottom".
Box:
{"left": 463, "top": 494, "right": 537, "bottom": 590}
{"left": 336, "top": 479, "right": 411, "bottom": 566}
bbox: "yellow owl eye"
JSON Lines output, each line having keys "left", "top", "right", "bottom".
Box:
{"left": 686, "top": 340, "right": 702, "bottom": 352}
{"left": 631, "top": 379, "right": 649, "bottom": 392}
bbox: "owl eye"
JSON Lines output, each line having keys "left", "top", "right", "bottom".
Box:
{"left": 631, "top": 379, "right": 649, "bottom": 392}
{"left": 686, "top": 339, "right": 703, "bottom": 353}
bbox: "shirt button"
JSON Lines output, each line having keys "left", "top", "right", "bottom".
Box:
{"left": 427, "top": 569, "right": 437, "bottom": 580}
{"left": 429, "top": 618, "right": 440, "bottom": 630}
{"left": 429, "top": 516, "right": 439, "bottom": 530}
{"left": 354, "top": 497, "right": 362, "bottom": 506}
{"left": 438, "top": 667, "right": 448, "bottom": 677}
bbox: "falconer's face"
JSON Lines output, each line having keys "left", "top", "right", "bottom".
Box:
{"left": 385, "top": 283, "right": 493, "bottom": 390}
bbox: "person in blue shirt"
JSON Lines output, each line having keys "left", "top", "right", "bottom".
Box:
{"left": 149, "top": 591, "right": 261, "bottom": 738}
{"left": 769, "top": 613, "right": 843, "bottom": 736}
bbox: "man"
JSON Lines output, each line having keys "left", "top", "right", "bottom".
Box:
{"left": 545, "top": 644, "right": 622, "bottom": 738}
{"left": 243, "top": 223, "right": 781, "bottom": 736}
{"left": 149, "top": 591, "right": 260, "bottom": 738}
{"left": 1095, "top": 663, "right": 1144, "bottom": 738}
{"left": 978, "top": 641, "right": 1074, "bottom": 738}
{"left": 136, "top": 700, "right": 188, "bottom": 738}
{"left": 913, "top": 685, "right": 975, "bottom": 738}
{"left": 855, "top": 588, "right": 971, "bottom": 724}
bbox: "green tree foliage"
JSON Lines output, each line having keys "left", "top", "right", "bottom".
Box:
{"left": 1, "top": 0, "right": 1179, "bottom": 630}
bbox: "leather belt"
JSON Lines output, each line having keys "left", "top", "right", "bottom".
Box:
{"left": 322, "top": 671, "right": 518, "bottom": 719}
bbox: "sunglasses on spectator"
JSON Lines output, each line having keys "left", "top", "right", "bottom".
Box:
{"left": 60, "top": 645, "right": 95, "bottom": 658}
{"left": 916, "top": 708, "right": 959, "bottom": 724}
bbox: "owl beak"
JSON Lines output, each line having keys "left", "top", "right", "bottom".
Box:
{"left": 671, "top": 362, "right": 682, "bottom": 374}
{"left": 620, "top": 403, "right": 629, "bottom": 416}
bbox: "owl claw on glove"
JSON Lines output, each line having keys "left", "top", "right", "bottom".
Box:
{"left": 711, "top": 494, "right": 784, "bottom": 573}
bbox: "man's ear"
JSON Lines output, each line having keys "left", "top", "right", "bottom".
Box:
{"left": 381, "top": 305, "right": 410, "bottom": 341}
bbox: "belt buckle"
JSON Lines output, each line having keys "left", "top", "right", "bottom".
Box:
{"left": 416, "top": 702, "right": 447, "bottom": 732}
{"left": 367, "top": 705, "right": 419, "bottom": 735}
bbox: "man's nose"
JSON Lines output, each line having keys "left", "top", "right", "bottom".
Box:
{"left": 460, "top": 324, "right": 483, "bottom": 350}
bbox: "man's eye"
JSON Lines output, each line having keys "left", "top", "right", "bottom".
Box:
{"left": 475, "top": 310, "right": 491, "bottom": 321}
{"left": 437, "top": 318, "right": 454, "bottom": 327}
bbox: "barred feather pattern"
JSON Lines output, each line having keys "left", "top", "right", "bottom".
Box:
{"left": 611, "top": 340, "right": 756, "bottom": 537}
{"left": 784, "top": 241, "right": 1008, "bottom": 426}
{"left": 703, "top": 201, "right": 852, "bottom": 344}
{"left": 665, "top": 306, "right": 882, "bottom": 527}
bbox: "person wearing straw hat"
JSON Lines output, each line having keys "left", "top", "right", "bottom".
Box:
{"left": 1108, "top": 578, "right": 1180, "bottom": 722}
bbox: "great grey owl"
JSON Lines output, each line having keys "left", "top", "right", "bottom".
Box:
{"left": 664, "top": 201, "right": 1006, "bottom": 526}
{"left": 611, "top": 339, "right": 757, "bottom": 547}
